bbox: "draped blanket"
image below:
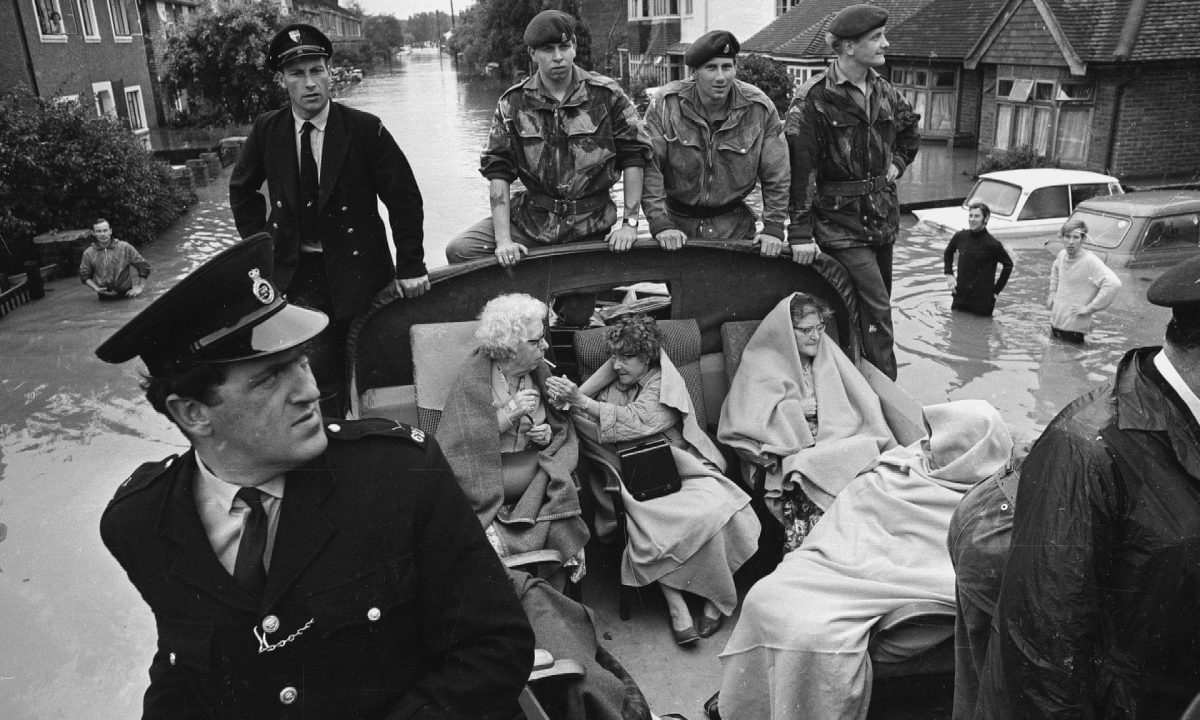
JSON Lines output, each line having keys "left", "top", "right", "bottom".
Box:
{"left": 718, "top": 292, "right": 895, "bottom": 510}
{"left": 437, "top": 348, "right": 589, "bottom": 560}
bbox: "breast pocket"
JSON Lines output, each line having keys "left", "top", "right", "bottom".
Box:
{"left": 156, "top": 616, "right": 214, "bottom": 676}
{"left": 716, "top": 127, "right": 759, "bottom": 188}
{"left": 510, "top": 112, "right": 548, "bottom": 172}
{"left": 306, "top": 561, "right": 417, "bottom": 677}
{"left": 562, "top": 107, "right": 616, "bottom": 174}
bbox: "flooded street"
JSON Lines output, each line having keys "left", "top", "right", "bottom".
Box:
{"left": 0, "top": 50, "right": 1178, "bottom": 718}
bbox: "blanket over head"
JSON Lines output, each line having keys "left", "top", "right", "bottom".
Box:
{"left": 437, "top": 348, "right": 589, "bottom": 560}
{"left": 718, "top": 292, "right": 895, "bottom": 510}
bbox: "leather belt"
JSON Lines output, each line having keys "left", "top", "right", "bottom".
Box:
{"left": 667, "top": 196, "right": 746, "bottom": 219}
{"left": 525, "top": 192, "right": 611, "bottom": 216}
{"left": 817, "top": 175, "right": 889, "bottom": 197}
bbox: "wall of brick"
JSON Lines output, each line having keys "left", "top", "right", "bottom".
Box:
{"left": 957, "top": 67, "right": 983, "bottom": 138}
{"left": 1105, "top": 62, "right": 1200, "bottom": 179}
{"left": 579, "top": 0, "right": 628, "bottom": 77}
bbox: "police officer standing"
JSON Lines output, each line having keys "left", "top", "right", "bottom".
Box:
{"left": 96, "top": 234, "right": 533, "bottom": 719}
{"left": 642, "top": 31, "right": 790, "bottom": 255}
{"left": 786, "top": 4, "right": 921, "bottom": 380}
{"left": 230, "top": 24, "right": 428, "bottom": 416}
{"left": 445, "top": 10, "right": 652, "bottom": 266}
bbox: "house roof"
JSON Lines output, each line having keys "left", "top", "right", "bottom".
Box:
{"left": 744, "top": 0, "right": 938, "bottom": 58}
{"left": 885, "top": 0, "right": 1004, "bottom": 59}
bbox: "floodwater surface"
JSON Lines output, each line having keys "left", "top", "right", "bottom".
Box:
{"left": 0, "top": 49, "right": 1178, "bottom": 718}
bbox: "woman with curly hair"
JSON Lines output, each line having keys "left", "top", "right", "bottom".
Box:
{"left": 435, "top": 293, "right": 589, "bottom": 585}
{"left": 546, "top": 315, "right": 760, "bottom": 644}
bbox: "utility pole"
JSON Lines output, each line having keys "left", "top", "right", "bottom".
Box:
{"left": 435, "top": 9, "right": 441, "bottom": 52}
{"left": 449, "top": 0, "right": 455, "bottom": 28}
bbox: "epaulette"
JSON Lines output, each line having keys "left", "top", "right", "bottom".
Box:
{"left": 581, "top": 70, "right": 623, "bottom": 93}
{"left": 113, "top": 454, "right": 179, "bottom": 501}
{"left": 324, "top": 418, "right": 426, "bottom": 446}
{"left": 795, "top": 73, "right": 825, "bottom": 100}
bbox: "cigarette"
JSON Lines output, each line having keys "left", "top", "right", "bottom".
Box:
{"left": 542, "top": 358, "right": 557, "bottom": 369}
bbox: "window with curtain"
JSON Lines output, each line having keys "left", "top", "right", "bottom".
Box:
{"left": 891, "top": 63, "right": 957, "bottom": 134}
{"left": 33, "top": 0, "right": 65, "bottom": 35}
{"left": 995, "top": 75, "right": 1094, "bottom": 163}
{"left": 1056, "top": 107, "right": 1091, "bottom": 164}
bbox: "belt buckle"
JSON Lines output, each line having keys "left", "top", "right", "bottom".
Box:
{"left": 553, "top": 198, "right": 575, "bottom": 215}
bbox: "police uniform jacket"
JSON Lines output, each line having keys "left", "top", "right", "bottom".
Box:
{"left": 100, "top": 419, "right": 534, "bottom": 719}
{"left": 995, "top": 347, "right": 1200, "bottom": 719}
{"left": 230, "top": 103, "right": 426, "bottom": 321}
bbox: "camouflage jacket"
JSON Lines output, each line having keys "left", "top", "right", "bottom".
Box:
{"left": 480, "top": 67, "right": 651, "bottom": 244}
{"left": 643, "top": 78, "right": 789, "bottom": 240}
{"left": 786, "top": 62, "right": 921, "bottom": 248}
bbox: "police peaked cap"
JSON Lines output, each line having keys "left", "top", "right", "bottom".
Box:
{"left": 268, "top": 23, "right": 333, "bottom": 72}
{"left": 524, "top": 10, "right": 576, "bottom": 47}
{"left": 828, "top": 4, "right": 889, "bottom": 39}
{"left": 1148, "top": 255, "right": 1200, "bottom": 328}
{"left": 685, "top": 30, "right": 740, "bottom": 68}
{"left": 95, "top": 233, "right": 328, "bottom": 377}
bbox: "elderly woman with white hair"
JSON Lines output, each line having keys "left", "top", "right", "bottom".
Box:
{"left": 435, "top": 293, "right": 589, "bottom": 583}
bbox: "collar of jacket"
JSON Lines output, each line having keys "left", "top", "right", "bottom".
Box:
{"left": 821, "top": 60, "right": 883, "bottom": 119}
{"left": 1114, "top": 346, "right": 1200, "bottom": 477}
{"left": 523, "top": 66, "right": 589, "bottom": 110}
{"left": 677, "top": 78, "right": 752, "bottom": 130}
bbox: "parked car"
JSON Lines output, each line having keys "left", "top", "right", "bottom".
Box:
{"left": 1067, "top": 190, "right": 1200, "bottom": 268}
{"left": 913, "top": 169, "right": 1124, "bottom": 243}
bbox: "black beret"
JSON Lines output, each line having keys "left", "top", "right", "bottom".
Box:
{"left": 268, "top": 23, "right": 333, "bottom": 72}
{"left": 1147, "top": 255, "right": 1200, "bottom": 326}
{"left": 828, "top": 3, "right": 889, "bottom": 39}
{"left": 95, "top": 233, "right": 328, "bottom": 377}
{"left": 524, "top": 10, "right": 576, "bottom": 47}
{"left": 685, "top": 30, "right": 740, "bottom": 68}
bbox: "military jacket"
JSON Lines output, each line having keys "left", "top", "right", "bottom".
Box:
{"left": 785, "top": 62, "right": 921, "bottom": 248}
{"left": 479, "top": 67, "right": 651, "bottom": 244}
{"left": 643, "top": 78, "right": 789, "bottom": 239}
{"left": 100, "top": 419, "right": 534, "bottom": 719}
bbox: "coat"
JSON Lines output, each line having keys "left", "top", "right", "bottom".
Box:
{"left": 996, "top": 347, "right": 1200, "bottom": 719}
{"left": 100, "top": 419, "right": 534, "bottom": 720}
{"left": 229, "top": 102, "right": 426, "bottom": 320}
{"left": 785, "top": 62, "right": 921, "bottom": 249}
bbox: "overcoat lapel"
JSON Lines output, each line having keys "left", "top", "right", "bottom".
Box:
{"left": 158, "top": 451, "right": 257, "bottom": 611}
{"left": 272, "top": 114, "right": 302, "bottom": 214}
{"left": 317, "top": 104, "right": 349, "bottom": 216}
{"left": 262, "top": 459, "right": 336, "bottom": 609}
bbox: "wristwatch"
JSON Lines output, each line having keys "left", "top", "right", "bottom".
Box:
{"left": 622, "top": 217, "right": 639, "bottom": 229}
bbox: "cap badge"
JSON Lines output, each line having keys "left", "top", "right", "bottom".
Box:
{"left": 289, "top": 29, "right": 301, "bottom": 43}
{"left": 723, "top": 43, "right": 730, "bottom": 53}
{"left": 249, "top": 268, "right": 275, "bottom": 305}
{"left": 561, "top": 31, "right": 568, "bottom": 42}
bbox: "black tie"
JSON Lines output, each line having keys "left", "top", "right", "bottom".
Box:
{"left": 233, "top": 487, "right": 268, "bottom": 596}
{"left": 299, "top": 121, "right": 320, "bottom": 248}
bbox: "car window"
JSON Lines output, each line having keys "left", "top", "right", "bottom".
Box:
{"left": 1074, "top": 210, "right": 1131, "bottom": 249}
{"left": 1070, "top": 183, "right": 1114, "bottom": 209}
{"left": 967, "top": 179, "right": 1021, "bottom": 216}
{"left": 1018, "top": 185, "right": 1070, "bottom": 220}
{"left": 1142, "top": 213, "right": 1200, "bottom": 252}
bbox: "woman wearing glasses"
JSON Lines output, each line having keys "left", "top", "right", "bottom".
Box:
{"left": 719, "top": 292, "right": 896, "bottom": 552}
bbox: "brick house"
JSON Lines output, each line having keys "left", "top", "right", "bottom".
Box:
{"left": 5, "top": 0, "right": 158, "bottom": 146}
{"left": 288, "top": 0, "right": 365, "bottom": 59}
{"left": 579, "top": 0, "right": 629, "bottom": 76}
{"left": 136, "top": 0, "right": 198, "bottom": 128}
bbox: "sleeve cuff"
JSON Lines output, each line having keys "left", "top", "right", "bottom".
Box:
{"left": 481, "top": 168, "right": 517, "bottom": 184}
{"left": 647, "top": 216, "right": 675, "bottom": 236}
{"left": 761, "top": 223, "right": 785, "bottom": 240}
{"left": 615, "top": 156, "right": 647, "bottom": 170}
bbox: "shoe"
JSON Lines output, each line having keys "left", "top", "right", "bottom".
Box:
{"left": 696, "top": 613, "right": 724, "bottom": 638}
{"left": 671, "top": 623, "right": 700, "bottom": 645}
{"left": 703, "top": 692, "right": 721, "bottom": 720}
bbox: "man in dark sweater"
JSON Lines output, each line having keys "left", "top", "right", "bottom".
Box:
{"left": 943, "top": 201, "right": 1013, "bottom": 317}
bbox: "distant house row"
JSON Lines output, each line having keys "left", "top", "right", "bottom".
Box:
{"left": 0, "top": 0, "right": 366, "bottom": 150}
{"left": 594, "top": 0, "right": 1200, "bottom": 181}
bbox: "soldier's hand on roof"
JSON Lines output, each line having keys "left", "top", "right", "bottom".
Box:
{"left": 655, "top": 229, "right": 687, "bottom": 251}
{"left": 755, "top": 234, "right": 785, "bottom": 258}
{"left": 788, "top": 242, "right": 820, "bottom": 265}
{"left": 495, "top": 239, "right": 528, "bottom": 267}
{"left": 395, "top": 275, "right": 430, "bottom": 299}
{"left": 606, "top": 223, "right": 638, "bottom": 252}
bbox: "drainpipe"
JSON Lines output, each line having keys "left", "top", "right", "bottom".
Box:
{"left": 10, "top": 0, "right": 41, "bottom": 96}
{"left": 1104, "top": 76, "right": 1129, "bottom": 175}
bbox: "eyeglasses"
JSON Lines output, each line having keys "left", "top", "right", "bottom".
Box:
{"left": 793, "top": 323, "right": 825, "bottom": 337}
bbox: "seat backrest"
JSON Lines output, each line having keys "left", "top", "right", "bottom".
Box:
{"left": 573, "top": 318, "right": 707, "bottom": 430}
{"left": 410, "top": 320, "right": 480, "bottom": 435}
{"left": 720, "top": 320, "right": 762, "bottom": 387}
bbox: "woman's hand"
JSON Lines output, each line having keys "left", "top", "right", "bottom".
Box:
{"left": 526, "top": 423, "right": 552, "bottom": 446}
{"left": 544, "top": 376, "right": 583, "bottom": 408}
{"left": 511, "top": 388, "right": 541, "bottom": 417}
{"left": 801, "top": 396, "right": 817, "bottom": 418}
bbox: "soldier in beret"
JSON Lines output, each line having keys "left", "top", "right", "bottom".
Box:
{"left": 641, "top": 30, "right": 790, "bottom": 255}
{"left": 985, "top": 255, "right": 1200, "bottom": 719}
{"left": 785, "top": 3, "right": 921, "bottom": 381}
{"left": 96, "top": 234, "right": 534, "bottom": 719}
{"left": 230, "top": 23, "right": 429, "bottom": 417}
{"left": 446, "top": 9, "right": 652, "bottom": 266}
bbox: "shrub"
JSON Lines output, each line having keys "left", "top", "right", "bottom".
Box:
{"left": 0, "top": 88, "right": 196, "bottom": 265}
{"left": 976, "top": 145, "right": 1060, "bottom": 177}
{"left": 738, "top": 54, "right": 793, "bottom": 117}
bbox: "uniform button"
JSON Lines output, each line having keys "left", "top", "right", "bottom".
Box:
{"left": 367, "top": 607, "right": 381, "bottom": 622}
{"left": 169, "top": 652, "right": 176, "bottom": 666}
{"left": 328, "top": 423, "right": 341, "bottom": 433}
{"left": 341, "top": 206, "right": 348, "bottom": 212}
{"left": 275, "top": 201, "right": 282, "bottom": 208}
{"left": 1000, "top": 503, "right": 1010, "bottom": 511}
{"left": 280, "top": 687, "right": 298, "bottom": 705}
{"left": 347, "top": 227, "right": 354, "bottom": 234}
{"left": 352, "top": 250, "right": 360, "bottom": 256}
{"left": 272, "top": 222, "right": 278, "bottom": 229}
{"left": 262, "top": 615, "right": 280, "bottom": 634}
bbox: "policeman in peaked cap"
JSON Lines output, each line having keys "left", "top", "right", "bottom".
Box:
{"left": 267, "top": 22, "right": 333, "bottom": 72}
{"left": 96, "top": 233, "right": 533, "bottom": 719}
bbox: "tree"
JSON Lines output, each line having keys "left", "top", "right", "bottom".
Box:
{"left": 364, "top": 13, "right": 406, "bottom": 60}
{"left": 447, "top": 0, "right": 593, "bottom": 78}
{"left": 738, "top": 54, "right": 793, "bottom": 117}
{"left": 405, "top": 11, "right": 443, "bottom": 45}
{"left": 0, "top": 88, "right": 195, "bottom": 270}
{"left": 162, "top": 1, "right": 286, "bottom": 126}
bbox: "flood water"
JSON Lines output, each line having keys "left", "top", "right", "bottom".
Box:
{"left": 0, "top": 49, "right": 1178, "bottom": 718}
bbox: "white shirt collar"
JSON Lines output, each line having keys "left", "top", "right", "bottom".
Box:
{"left": 292, "top": 102, "right": 330, "bottom": 134}
{"left": 1154, "top": 349, "right": 1200, "bottom": 426}
{"left": 194, "top": 452, "right": 285, "bottom": 511}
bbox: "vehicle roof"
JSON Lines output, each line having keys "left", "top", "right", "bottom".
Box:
{"left": 979, "top": 168, "right": 1122, "bottom": 188}
{"left": 1074, "top": 190, "right": 1200, "bottom": 217}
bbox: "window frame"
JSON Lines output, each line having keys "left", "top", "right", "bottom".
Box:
{"left": 124, "top": 85, "right": 146, "bottom": 131}
{"left": 106, "top": 0, "right": 131, "bottom": 40}
{"left": 32, "top": 0, "right": 68, "bottom": 41}
{"left": 92, "top": 80, "right": 116, "bottom": 118}
{"left": 74, "top": 0, "right": 100, "bottom": 40}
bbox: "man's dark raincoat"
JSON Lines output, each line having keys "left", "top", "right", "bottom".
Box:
{"left": 995, "top": 347, "right": 1200, "bottom": 719}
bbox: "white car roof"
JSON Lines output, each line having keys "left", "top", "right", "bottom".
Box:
{"left": 979, "top": 168, "right": 1121, "bottom": 189}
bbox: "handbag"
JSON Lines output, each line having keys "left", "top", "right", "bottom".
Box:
{"left": 615, "top": 435, "right": 682, "bottom": 501}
